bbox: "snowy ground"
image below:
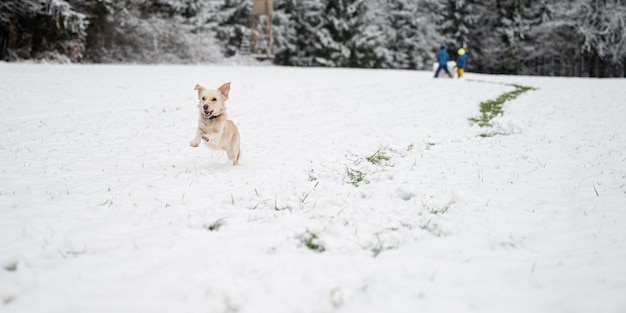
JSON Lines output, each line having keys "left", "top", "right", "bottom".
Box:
{"left": 1, "top": 63, "right": 625, "bottom": 313}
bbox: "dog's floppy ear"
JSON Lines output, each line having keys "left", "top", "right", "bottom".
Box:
{"left": 194, "top": 84, "right": 205, "bottom": 99}
{"left": 218, "top": 82, "right": 231, "bottom": 101}
{"left": 194, "top": 84, "right": 205, "bottom": 92}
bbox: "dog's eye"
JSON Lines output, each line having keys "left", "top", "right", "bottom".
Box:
{"left": 211, "top": 97, "right": 217, "bottom": 102}
{"left": 201, "top": 96, "right": 206, "bottom": 101}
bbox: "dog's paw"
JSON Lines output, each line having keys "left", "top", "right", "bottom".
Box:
{"left": 202, "top": 135, "right": 210, "bottom": 142}
{"left": 189, "top": 140, "right": 200, "bottom": 147}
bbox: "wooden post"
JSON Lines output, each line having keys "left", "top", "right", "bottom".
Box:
{"left": 249, "top": 0, "right": 273, "bottom": 59}
{"left": 252, "top": 0, "right": 273, "bottom": 15}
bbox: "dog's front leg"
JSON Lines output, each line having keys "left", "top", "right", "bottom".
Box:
{"left": 201, "top": 131, "right": 220, "bottom": 144}
{"left": 202, "top": 126, "right": 223, "bottom": 144}
{"left": 190, "top": 128, "right": 204, "bottom": 147}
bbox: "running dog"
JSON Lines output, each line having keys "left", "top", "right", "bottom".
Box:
{"left": 189, "top": 82, "right": 241, "bottom": 165}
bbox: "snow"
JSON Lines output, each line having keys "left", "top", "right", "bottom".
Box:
{"left": 1, "top": 63, "right": 625, "bottom": 312}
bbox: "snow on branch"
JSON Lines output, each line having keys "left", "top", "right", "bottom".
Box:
{"left": 43, "top": 0, "right": 88, "bottom": 36}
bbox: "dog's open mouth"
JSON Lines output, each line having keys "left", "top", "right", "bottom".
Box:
{"left": 203, "top": 110, "right": 213, "bottom": 119}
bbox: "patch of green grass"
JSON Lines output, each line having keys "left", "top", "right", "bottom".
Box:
{"left": 344, "top": 146, "right": 397, "bottom": 187}
{"left": 371, "top": 245, "right": 384, "bottom": 257}
{"left": 299, "top": 231, "right": 325, "bottom": 252}
{"left": 478, "top": 131, "right": 510, "bottom": 138}
{"left": 4, "top": 262, "right": 17, "bottom": 272}
{"left": 469, "top": 83, "right": 536, "bottom": 128}
{"left": 345, "top": 167, "right": 365, "bottom": 187}
{"left": 365, "top": 146, "right": 391, "bottom": 165}
{"left": 342, "top": 145, "right": 415, "bottom": 187}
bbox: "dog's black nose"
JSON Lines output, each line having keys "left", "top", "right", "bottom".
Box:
{"left": 203, "top": 104, "right": 209, "bottom": 110}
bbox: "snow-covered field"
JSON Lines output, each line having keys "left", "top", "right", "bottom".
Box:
{"left": 1, "top": 63, "right": 625, "bottom": 313}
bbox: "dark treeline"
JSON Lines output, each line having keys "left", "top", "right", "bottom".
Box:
{"left": 1, "top": 0, "right": 625, "bottom": 77}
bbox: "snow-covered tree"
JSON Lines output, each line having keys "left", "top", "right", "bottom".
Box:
{"left": 374, "top": 0, "right": 439, "bottom": 69}
{"left": 576, "top": 0, "right": 626, "bottom": 77}
{"left": 213, "top": 0, "right": 250, "bottom": 57}
{"left": 80, "top": 0, "right": 222, "bottom": 63}
{"left": 315, "top": 0, "right": 379, "bottom": 67}
{"left": 273, "top": 0, "right": 327, "bottom": 66}
{"left": 1, "top": 0, "right": 624, "bottom": 76}
{"left": 532, "top": 0, "right": 626, "bottom": 77}
{"left": 0, "top": 0, "right": 88, "bottom": 61}
{"left": 274, "top": 0, "right": 383, "bottom": 68}
{"left": 491, "top": 0, "right": 549, "bottom": 74}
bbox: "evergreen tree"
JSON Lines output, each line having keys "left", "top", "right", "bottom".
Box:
{"left": 495, "top": 0, "right": 536, "bottom": 74}
{"left": 321, "top": 0, "right": 386, "bottom": 67}
{"left": 274, "top": 0, "right": 381, "bottom": 68}
{"left": 0, "top": 0, "right": 624, "bottom": 77}
{"left": 516, "top": 0, "right": 553, "bottom": 75}
{"left": 538, "top": 0, "right": 626, "bottom": 77}
{"left": 577, "top": 0, "right": 626, "bottom": 77}
{"left": 378, "top": 0, "right": 437, "bottom": 69}
{"left": 273, "top": 0, "right": 326, "bottom": 66}
{"left": 0, "top": 0, "right": 87, "bottom": 61}
{"left": 345, "top": 0, "right": 386, "bottom": 68}
{"left": 213, "top": 0, "right": 250, "bottom": 57}
{"left": 81, "top": 0, "right": 221, "bottom": 63}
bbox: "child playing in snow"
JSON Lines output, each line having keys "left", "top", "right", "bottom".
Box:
{"left": 456, "top": 48, "right": 468, "bottom": 78}
{"left": 434, "top": 44, "right": 453, "bottom": 78}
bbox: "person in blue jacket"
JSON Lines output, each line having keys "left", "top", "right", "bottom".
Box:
{"left": 456, "top": 48, "right": 468, "bottom": 78}
{"left": 434, "top": 44, "right": 453, "bottom": 78}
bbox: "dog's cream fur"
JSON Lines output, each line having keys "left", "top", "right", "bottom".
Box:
{"left": 189, "top": 82, "right": 241, "bottom": 165}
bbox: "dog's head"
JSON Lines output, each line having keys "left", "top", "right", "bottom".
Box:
{"left": 194, "top": 82, "right": 231, "bottom": 120}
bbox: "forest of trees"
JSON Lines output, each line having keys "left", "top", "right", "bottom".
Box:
{"left": 1, "top": 0, "right": 625, "bottom": 77}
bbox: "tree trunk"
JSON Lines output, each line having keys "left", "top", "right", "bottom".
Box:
{"left": 592, "top": 51, "right": 600, "bottom": 78}
{"left": 8, "top": 0, "right": 17, "bottom": 55}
